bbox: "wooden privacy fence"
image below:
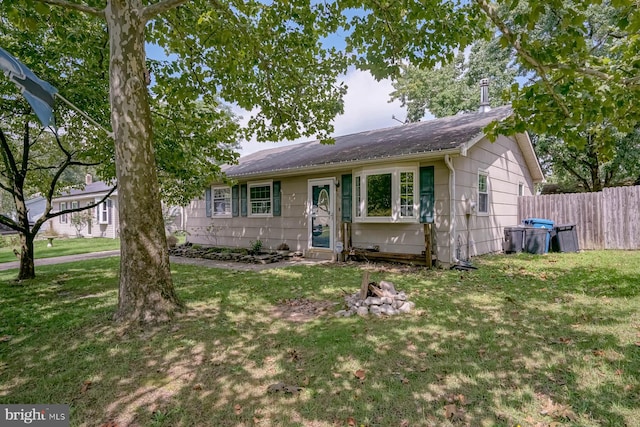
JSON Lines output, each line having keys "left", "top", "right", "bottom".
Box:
{"left": 518, "top": 185, "right": 640, "bottom": 250}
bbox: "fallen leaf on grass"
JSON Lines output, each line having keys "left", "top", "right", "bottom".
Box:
{"left": 539, "top": 396, "right": 577, "bottom": 421}
{"left": 592, "top": 349, "right": 605, "bottom": 357}
{"left": 347, "top": 416, "right": 356, "bottom": 426}
{"left": 193, "top": 384, "right": 202, "bottom": 390}
{"left": 234, "top": 404, "right": 242, "bottom": 415}
{"left": 354, "top": 369, "right": 366, "bottom": 380}
{"left": 0, "top": 335, "right": 11, "bottom": 343}
{"left": 444, "top": 404, "right": 465, "bottom": 421}
{"left": 81, "top": 380, "right": 92, "bottom": 393}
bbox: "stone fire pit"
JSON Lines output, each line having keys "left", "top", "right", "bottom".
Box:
{"left": 336, "top": 276, "right": 415, "bottom": 317}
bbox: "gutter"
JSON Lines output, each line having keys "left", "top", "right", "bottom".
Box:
{"left": 444, "top": 154, "right": 459, "bottom": 265}
{"left": 225, "top": 147, "right": 464, "bottom": 181}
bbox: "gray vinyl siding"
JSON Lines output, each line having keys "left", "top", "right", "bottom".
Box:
{"left": 186, "top": 163, "right": 453, "bottom": 262}
{"left": 452, "top": 135, "right": 536, "bottom": 260}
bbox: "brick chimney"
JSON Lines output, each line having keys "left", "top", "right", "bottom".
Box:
{"left": 479, "top": 78, "right": 491, "bottom": 113}
{"left": 85, "top": 173, "right": 93, "bottom": 185}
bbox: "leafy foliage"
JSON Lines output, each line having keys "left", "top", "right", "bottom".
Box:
{"left": 480, "top": 0, "right": 640, "bottom": 151}
{"left": 390, "top": 37, "right": 517, "bottom": 121}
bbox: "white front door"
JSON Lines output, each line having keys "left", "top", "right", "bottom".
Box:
{"left": 308, "top": 179, "right": 335, "bottom": 250}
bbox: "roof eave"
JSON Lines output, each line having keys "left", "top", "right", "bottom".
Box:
{"left": 54, "top": 190, "right": 118, "bottom": 202}
{"left": 225, "top": 147, "right": 463, "bottom": 180}
{"left": 515, "top": 132, "right": 545, "bottom": 183}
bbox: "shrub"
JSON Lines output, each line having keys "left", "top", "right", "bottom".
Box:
{"left": 166, "top": 235, "right": 178, "bottom": 248}
{"left": 249, "top": 239, "right": 263, "bottom": 254}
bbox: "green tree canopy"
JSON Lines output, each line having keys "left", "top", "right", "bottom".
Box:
{"left": 390, "top": 37, "right": 517, "bottom": 121}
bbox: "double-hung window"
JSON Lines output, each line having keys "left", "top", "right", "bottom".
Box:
{"left": 478, "top": 170, "right": 489, "bottom": 214}
{"left": 249, "top": 182, "right": 272, "bottom": 216}
{"left": 354, "top": 167, "right": 418, "bottom": 222}
{"left": 98, "top": 199, "right": 112, "bottom": 224}
{"left": 59, "top": 202, "right": 68, "bottom": 223}
{"left": 212, "top": 186, "right": 232, "bottom": 217}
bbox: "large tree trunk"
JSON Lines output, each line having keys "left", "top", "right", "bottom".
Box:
{"left": 106, "top": 0, "right": 182, "bottom": 323}
{"left": 18, "top": 232, "right": 35, "bottom": 280}
{"left": 13, "top": 180, "right": 35, "bottom": 280}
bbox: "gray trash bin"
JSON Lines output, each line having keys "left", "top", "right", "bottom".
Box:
{"left": 524, "top": 227, "right": 552, "bottom": 254}
{"left": 552, "top": 224, "right": 579, "bottom": 252}
{"left": 504, "top": 226, "right": 525, "bottom": 253}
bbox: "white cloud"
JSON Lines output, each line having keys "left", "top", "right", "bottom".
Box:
{"left": 237, "top": 69, "right": 408, "bottom": 156}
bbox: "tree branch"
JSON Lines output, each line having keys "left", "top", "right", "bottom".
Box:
{"left": 474, "top": 0, "right": 571, "bottom": 117}
{"left": 0, "top": 214, "right": 20, "bottom": 233}
{"left": 21, "top": 121, "right": 30, "bottom": 178}
{"left": 36, "top": 0, "right": 105, "bottom": 18}
{"left": 142, "top": 0, "right": 192, "bottom": 23}
{"left": 0, "top": 127, "right": 20, "bottom": 180}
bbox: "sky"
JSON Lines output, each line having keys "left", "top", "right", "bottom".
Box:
{"left": 236, "top": 69, "right": 413, "bottom": 156}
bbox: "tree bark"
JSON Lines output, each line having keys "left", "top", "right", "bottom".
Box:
{"left": 18, "top": 232, "right": 35, "bottom": 280}
{"left": 106, "top": 0, "right": 182, "bottom": 323}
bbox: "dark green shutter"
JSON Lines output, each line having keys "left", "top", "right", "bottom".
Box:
{"left": 240, "top": 184, "right": 247, "bottom": 217}
{"left": 231, "top": 185, "right": 239, "bottom": 217}
{"left": 273, "top": 181, "right": 281, "bottom": 216}
{"left": 419, "top": 166, "right": 435, "bottom": 223}
{"left": 205, "top": 188, "right": 212, "bottom": 218}
{"left": 341, "top": 174, "right": 352, "bottom": 222}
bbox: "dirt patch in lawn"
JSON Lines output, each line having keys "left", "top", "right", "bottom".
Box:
{"left": 271, "top": 297, "right": 338, "bottom": 322}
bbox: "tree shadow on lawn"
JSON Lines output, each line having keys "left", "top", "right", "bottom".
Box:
{"left": 0, "top": 256, "right": 638, "bottom": 426}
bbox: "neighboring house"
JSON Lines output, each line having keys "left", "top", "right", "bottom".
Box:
{"left": 45, "top": 175, "right": 119, "bottom": 238}
{"left": 25, "top": 196, "right": 46, "bottom": 223}
{"left": 185, "top": 104, "right": 544, "bottom": 265}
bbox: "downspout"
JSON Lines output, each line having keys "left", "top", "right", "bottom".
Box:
{"left": 444, "top": 154, "right": 459, "bottom": 265}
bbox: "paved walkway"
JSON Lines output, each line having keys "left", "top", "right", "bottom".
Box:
{"left": 0, "top": 250, "right": 330, "bottom": 272}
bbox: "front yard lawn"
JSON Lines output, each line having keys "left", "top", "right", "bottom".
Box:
{"left": 0, "top": 237, "right": 120, "bottom": 263}
{"left": 0, "top": 251, "right": 638, "bottom": 426}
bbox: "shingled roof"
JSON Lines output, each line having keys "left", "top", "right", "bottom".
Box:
{"left": 225, "top": 105, "right": 513, "bottom": 178}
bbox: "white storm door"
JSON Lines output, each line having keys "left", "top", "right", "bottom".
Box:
{"left": 308, "top": 179, "right": 335, "bottom": 250}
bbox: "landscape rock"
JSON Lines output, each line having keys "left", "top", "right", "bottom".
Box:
{"left": 340, "top": 280, "right": 415, "bottom": 317}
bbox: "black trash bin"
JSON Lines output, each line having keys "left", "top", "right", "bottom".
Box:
{"left": 504, "top": 226, "right": 525, "bottom": 253}
{"left": 552, "top": 224, "right": 579, "bottom": 252}
{"left": 524, "top": 227, "right": 552, "bottom": 254}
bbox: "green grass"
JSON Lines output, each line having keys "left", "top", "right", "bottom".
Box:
{"left": 0, "top": 251, "right": 639, "bottom": 426}
{"left": 0, "top": 237, "right": 120, "bottom": 263}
